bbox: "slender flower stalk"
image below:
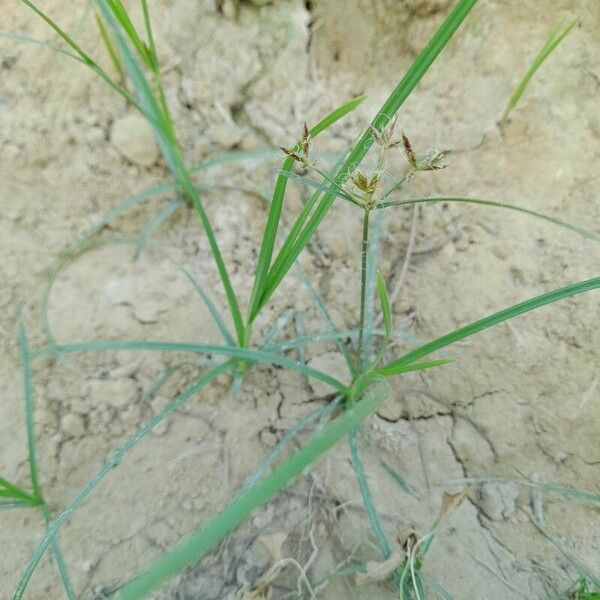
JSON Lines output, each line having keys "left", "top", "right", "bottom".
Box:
{"left": 357, "top": 208, "right": 371, "bottom": 369}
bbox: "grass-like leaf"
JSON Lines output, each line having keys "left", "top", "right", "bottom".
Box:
{"left": 180, "top": 268, "right": 236, "bottom": 346}
{"left": 111, "top": 381, "right": 391, "bottom": 600}
{"left": 500, "top": 19, "right": 578, "bottom": 124}
{"left": 134, "top": 196, "right": 184, "bottom": 257}
{"left": 239, "top": 401, "right": 338, "bottom": 495}
{"left": 293, "top": 260, "right": 357, "bottom": 376}
{"left": 18, "top": 313, "right": 41, "bottom": 502}
{"left": 376, "top": 271, "right": 392, "bottom": 339}
{"left": 455, "top": 476, "right": 600, "bottom": 505}
{"left": 379, "top": 276, "right": 600, "bottom": 373}
{"left": 93, "top": 0, "right": 245, "bottom": 343}
{"left": 349, "top": 432, "right": 392, "bottom": 559}
{"left": 266, "top": 167, "right": 361, "bottom": 205}
{"left": 377, "top": 457, "right": 420, "bottom": 498}
{"left": 95, "top": 12, "right": 125, "bottom": 81}
{"left": 103, "top": 0, "right": 153, "bottom": 68}
{"left": 532, "top": 519, "right": 600, "bottom": 589}
{"left": 378, "top": 196, "right": 600, "bottom": 242}
{"left": 0, "top": 500, "right": 39, "bottom": 510}
{"left": 246, "top": 95, "right": 366, "bottom": 330}
{"left": 20, "top": 0, "right": 148, "bottom": 118}
{"left": 374, "top": 358, "right": 454, "bottom": 378}
{"left": 12, "top": 361, "right": 234, "bottom": 600}
{"left": 34, "top": 340, "right": 349, "bottom": 394}
{"left": 18, "top": 313, "right": 77, "bottom": 600}
{"left": 0, "top": 31, "right": 84, "bottom": 62}
{"left": 0, "top": 476, "right": 40, "bottom": 506}
{"left": 256, "top": 0, "right": 479, "bottom": 315}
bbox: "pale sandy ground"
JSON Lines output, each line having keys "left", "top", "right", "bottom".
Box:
{"left": 1, "top": 1, "right": 599, "bottom": 598}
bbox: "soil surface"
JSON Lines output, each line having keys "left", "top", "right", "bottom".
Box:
{"left": 1, "top": 1, "right": 599, "bottom": 599}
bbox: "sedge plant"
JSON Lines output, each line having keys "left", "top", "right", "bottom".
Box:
{"left": 4, "top": 0, "right": 600, "bottom": 598}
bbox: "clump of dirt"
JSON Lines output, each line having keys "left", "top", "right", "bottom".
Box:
{"left": 1, "top": 1, "right": 599, "bottom": 599}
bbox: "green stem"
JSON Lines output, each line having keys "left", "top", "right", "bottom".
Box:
{"left": 13, "top": 361, "right": 235, "bottom": 600}
{"left": 357, "top": 209, "right": 371, "bottom": 369}
{"left": 111, "top": 382, "right": 390, "bottom": 600}
{"left": 19, "top": 314, "right": 76, "bottom": 599}
{"left": 41, "top": 503, "right": 77, "bottom": 600}
{"left": 349, "top": 432, "right": 391, "bottom": 559}
{"left": 18, "top": 315, "right": 41, "bottom": 501}
{"left": 257, "top": 0, "right": 479, "bottom": 314}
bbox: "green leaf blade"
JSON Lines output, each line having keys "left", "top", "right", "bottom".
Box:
{"left": 379, "top": 277, "right": 600, "bottom": 372}
{"left": 375, "top": 358, "right": 454, "bottom": 378}
{"left": 501, "top": 19, "right": 579, "bottom": 124}
{"left": 377, "top": 196, "right": 600, "bottom": 242}
{"left": 258, "top": 0, "right": 479, "bottom": 315}
{"left": 112, "top": 381, "right": 391, "bottom": 600}
{"left": 247, "top": 96, "right": 367, "bottom": 326}
{"left": 376, "top": 271, "right": 392, "bottom": 339}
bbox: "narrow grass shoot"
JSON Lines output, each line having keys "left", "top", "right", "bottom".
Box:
{"left": 245, "top": 94, "right": 367, "bottom": 340}
{"left": 573, "top": 578, "right": 600, "bottom": 600}
{"left": 22, "top": 0, "right": 246, "bottom": 345}
{"left": 349, "top": 432, "right": 393, "bottom": 559}
{"left": 15, "top": 313, "right": 77, "bottom": 600}
{"left": 375, "top": 276, "right": 600, "bottom": 375}
{"left": 376, "top": 271, "right": 392, "bottom": 340}
{"left": 0, "top": 476, "right": 40, "bottom": 507}
{"left": 95, "top": 11, "right": 125, "bottom": 82}
{"left": 500, "top": 19, "right": 578, "bottom": 125}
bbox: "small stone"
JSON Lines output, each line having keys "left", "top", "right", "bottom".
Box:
{"left": 306, "top": 352, "right": 349, "bottom": 397}
{"left": 207, "top": 124, "right": 243, "bottom": 149}
{"left": 478, "top": 481, "right": 519, "bottom": 521}
{"left": 111, "top": 113, "right": 160, "bottom": 167}
{"left": 216, "top": 372, "right": 232, "bottom": 386}
{"left": 77, "top": 556, "right": 99, "bottom": 575}
{"left": 61, "top": 414, "right": 86, "bottom": 438}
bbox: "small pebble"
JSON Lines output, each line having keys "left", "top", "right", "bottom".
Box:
{"left": 111, "top": 113, "right": 160, "bottom": 167}
{"left": 61, "top": 414, "right": 86, "bottom": 438}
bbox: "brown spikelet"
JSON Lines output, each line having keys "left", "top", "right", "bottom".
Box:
{"left": 402, "top": 133, "right": 417, "bottom": 168}
{"left": 352, "top": 171, "right": 370, "bottom": 192}
{"left": 280, "top": 147, "right": 301, "bottom": 162}
{"left": 302, "top": 122, "right": 310, "bottom": 156}
{"left": 370, "top": 126, "right": 383, "bottom": 145}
